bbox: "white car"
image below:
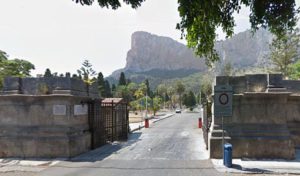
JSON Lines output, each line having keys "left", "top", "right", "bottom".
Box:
{"left": 175, "top": 109, "right": 181, "bottom": 113}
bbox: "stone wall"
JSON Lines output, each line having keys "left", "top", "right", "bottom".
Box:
{"left": 210, "top": 74, "right": 300, "bottom": 159}
{"left": 0, "top": 77, "right": 99, "bottom": 158}
{"left": 2, "top": 77, "right": 99, "bottom": 98}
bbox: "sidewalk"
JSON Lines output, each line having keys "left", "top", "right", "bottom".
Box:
{"left": 212, "top": 149, "right": 300, "bottom": 175}
{"left": 129, "top": 113, "right": 175, "bottom": 132}
{"left": 0, "top": 158, "right": 61, "bottom": 173}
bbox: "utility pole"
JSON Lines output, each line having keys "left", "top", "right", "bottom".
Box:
{"left": 145, "top": 92, "right": 148, "bottom": 119}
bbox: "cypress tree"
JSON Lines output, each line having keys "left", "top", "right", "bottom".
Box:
{"left": 104, "top": 80, "right": 112, "bottom": 97}
{"left": 118, "top": 72, "right": 126, "bottom": 86}
{"left": 97, "top": 72, "right": 105, "bottom": 97}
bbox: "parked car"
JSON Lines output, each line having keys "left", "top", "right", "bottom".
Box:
{"left": 175, "top": 109, "right": 181, "bottom": 113}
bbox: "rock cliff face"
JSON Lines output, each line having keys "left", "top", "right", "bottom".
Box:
{"left": 124, "top": 31, "right": 207, "bottom": 72}
{"left": 215, "top": 29, "right": 272, "bottom": 68}
{"left": 108, "top": 29, "right": 272, "bottom": 87}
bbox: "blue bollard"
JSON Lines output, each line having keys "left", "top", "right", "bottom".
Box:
{"left": 223, "top": 143, "right": 232, "bottom": 168}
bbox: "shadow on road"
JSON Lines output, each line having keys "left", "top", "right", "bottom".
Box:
{"left": 231, "top": 164, "right": 273, "bottom": 174}
{"left": 70, "top": 132, "right": 142, "bottom": 162}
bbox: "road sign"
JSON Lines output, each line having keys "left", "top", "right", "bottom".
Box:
{"left": 214, "top": 85, "right": 233, "bottom": 117}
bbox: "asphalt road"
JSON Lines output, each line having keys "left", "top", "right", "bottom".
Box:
{"left": 40, "top": 112, "right": 222, "bottom": 176}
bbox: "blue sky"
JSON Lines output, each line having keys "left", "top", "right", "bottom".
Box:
{"left": 0, "top": 0, "right": 298, "bottom": 77}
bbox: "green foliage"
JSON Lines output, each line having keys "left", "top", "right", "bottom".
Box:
{"left": 77, "top": 60, "right": 97, "bottom": 85}
{"left": 97, "top": 72, "right": 105, "bottom": 97}
{"left": 221, "top": 61, "right": 233, "bottom": 76}
{"left": 127, "top": 82, "right": 138, "bottom": 99}
{"left": 144, "top": 79, "right": 151, "bottom": 97}
{"left": 290, "top": 60, "right": 300, "bottom": 80}
{"left": 177, "top": 0, "right": 299, "bottom": 65}
{"left": 73, "top": 0, "right": 145, "bottom": 9}
{"left": 0, "top": 50, "right": 8, "bottom": 61}
{"left": 118, "top": 72, "right": 127, "bottom": 86}
{"left": 104, "top": 80, "right": 112, "bottom": 97}
{"left": 156, "top": 83, "right": 168, "bottom": 108}
{"left": 167, "top": 86, "right": 176, "bottom": 108}
{"left": 44, "top": 68, "right": 53, "bottom": 78}
{"left": 130, "top": 96, "right": 151, "bottom": 111}
{"left": 134, "top": 82, "right": 147, "bottom": 99}
{"left": 111, "top": 84, "right": 116, "bottom": 94}
{"left": 183, "top": 91, "right": 196, "bottom": 111}
{"left": 0, "top": 51, "right": 35, "bottom": 88}
{"left": 2, "top": 59, "right": 35, "bottom": 77}
{"left": 114, "top": 85, "right": 130, "bottom": 101}
{"left": 175, "top": 80, "right": 185, "bottom": 108}
{"left": 151, "top": 96, "right": 162, "bottom": 115}
{"left": 157, "top": 84, "right": 167, "bottom": 97}
{"left": 269, "top": 29, "right": 300, "bottom": 78}
{"left": 200, "top": 74, "right": 213, "bottom": 103}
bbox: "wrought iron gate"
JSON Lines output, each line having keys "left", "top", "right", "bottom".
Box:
{"left": 88, "top": 99, "right": 129, "bottom": 149}
{"left": 101, "top": 101, "right": 128, "bottom": 142}
{"left": 88, "top": 100, "right": 106, "bottom": 149}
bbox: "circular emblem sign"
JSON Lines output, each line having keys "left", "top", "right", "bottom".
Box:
{"left": 219, "top": 93, "right": 229, "bottom": 105}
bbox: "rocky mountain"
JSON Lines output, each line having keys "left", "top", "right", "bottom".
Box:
{"left": 215, "top": 29, "right": 272, "bottom": 69}
{"left": 108, "top": 29, "right": 272, "bottom": 88}
{"left": 125, "top": 31, "right": 207, "bottom": 72}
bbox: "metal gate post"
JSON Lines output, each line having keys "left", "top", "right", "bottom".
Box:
{"left": 111, "top": 100, "right": 114, "bottom": 142}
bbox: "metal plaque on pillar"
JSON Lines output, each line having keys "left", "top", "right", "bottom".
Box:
{"left": 214, "top": 85, "right": 233, "bottom": 117}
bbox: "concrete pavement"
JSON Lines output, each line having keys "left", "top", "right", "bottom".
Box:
{"left": 39, "top": 112, "right": 219, "bottom": 176}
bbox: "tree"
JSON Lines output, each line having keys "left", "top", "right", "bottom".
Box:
{"left": 144, "top": 79, "right": 151, "bottom": 97}
{"left": 73, "top": 0, "right": 144, "bottom": 9}
{"left": 290, "top": 60, "right": 300, "bottom": 79}
{"left": 182, "top": 93, "right": 188, "bottom": 107}
{"left": 0, "top": 52, "right": 35, "bottom": 88}
{"left": 183, "top": 91, "right": 196, "bottom": 111}
{"left": 0, "top": 50, "right": 8, "bottom": 61}
{"left": 104, "top": 80, "right": 112, "bottom": 97}
{"left": 157, "top": 84, "right": 167, "bottom": 109}
{"left": 118, "top": 72, "right": 127, "bottom": 86}
{"left": 97, "top": 72, "right": 106, "bottom": 97}
{"left": 200, "top": 74, "right": 213, "bottom": 103}
{"left": 114, "top": 85, "right": 131, "bottom": 101}
{"left": 167, "top": 86, "right": 175, "bottom": 109}
{"left": 3, "top": 59, "right": 35, "bottom": 77}
{"left": 127, "top": 82, "right": 138, "bottom": 101}
{"left": 151, "top": 96, "right": 162, "bottom": 116}
{"left": 176, "top": 1, "right": 299, "bottom": 65}
{"left": 221, "top": 61, "right": 233, "bottom": 76}
{"left": 111, "top": 84, "right": 116, "bottom": 95}
{"left": 74, "top": 1, "right": 299, "bottom": 65}
{"left": 269, "top": 29, "right": 300, "bottom": 78}
{"left": 134, "top": 82, "right": 147, "bottom": 99}
{"left": 77, "top": 60, "right": 97, "bottom": 85}
{"left": 175, "top": 81, "right": 185, "bottom": 109}
{"left": 44, "top": 68, "right": 53, "bottom": 78}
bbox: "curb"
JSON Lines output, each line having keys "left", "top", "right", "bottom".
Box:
{"left": 130, "top": 124, "right": 145, "bottom": 133}
{"left": 129, "top": 113, "right": 175, "bottom": 132}
{"left": 152, "top": 113, "right": 175, "bottom": 123}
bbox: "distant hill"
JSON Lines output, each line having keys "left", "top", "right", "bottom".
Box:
{"left": 107, "top": 29, "right": 272, "bottom": 89}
